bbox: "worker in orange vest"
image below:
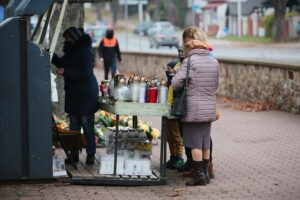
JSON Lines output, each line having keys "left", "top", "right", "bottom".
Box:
{"left": 98, "top": 27, "right": 122, "bottom": 80}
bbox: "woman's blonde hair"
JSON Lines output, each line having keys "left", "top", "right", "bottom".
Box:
{"left": 182, "top": 26, "right": 207, "bottom": 56}
{"left": 182, "top": 26, "right": 207, "bottom": 43}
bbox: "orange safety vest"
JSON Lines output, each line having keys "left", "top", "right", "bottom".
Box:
{"left": 102, "top": 37, "right": 117, "bottom": 47}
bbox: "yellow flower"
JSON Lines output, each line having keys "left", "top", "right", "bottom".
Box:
{"left": 151, "top": 128, "right": 160, "bottom": 139}
{"left": 120, "top": 116, "right": 127, "bottom": 121}
{"left": 99, "top": 110, "right": 106, "bottom": 116}
{"left": 57, "top": 120, "right": 68, "bottom": 129}
{"left": 128, "top": 120, "right": 133, "bottom": 127}
{"left": 140, "top": 124, "right": 149, "bottom": 133}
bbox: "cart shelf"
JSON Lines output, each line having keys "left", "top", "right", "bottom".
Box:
{"left": 99, "top": 101, "right": 170, "bottom": 116}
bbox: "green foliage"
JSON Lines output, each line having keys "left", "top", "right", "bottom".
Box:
{"left": 159, "top": 1, "right": 168, "bottom": 21}
{"left": 98, "top": 115, "right": 114, "bottom": 127}
{"left": 175, "top": 0, "right": 187, "bottom": 28}
{"left": 147, "top": 4, "right": 156, "bottom": 19}
{"left": 286, "top": 10, "right": 300, "bottom": 17}
{"left": 264, "top": 14, "right": 274, "bottom": 37}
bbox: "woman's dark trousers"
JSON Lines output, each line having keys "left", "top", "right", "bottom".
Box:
{"left": 69, "top": 114, "right": 96, "bottom": 160}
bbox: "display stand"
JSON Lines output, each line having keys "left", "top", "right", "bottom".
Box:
{"left": 65, "top": 99, "right": 170, "bottom": 186}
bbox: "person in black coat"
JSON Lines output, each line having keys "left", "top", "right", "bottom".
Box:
{"left": 51, "top": 27, "right": 99, "bottom": 165}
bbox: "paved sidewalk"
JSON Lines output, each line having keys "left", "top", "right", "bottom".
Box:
{"left": 1, "top": 109, "right": 299, "bottom": 200}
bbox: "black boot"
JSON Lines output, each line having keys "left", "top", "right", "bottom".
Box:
{"left": 65, "top": 153, "right": 79, "bottom": 164}
{"left": 85, "top": 154, "right": 95, "bottom": 165}
{"left": 179, "top": 147, "right": 193, "bottom": 173}
{"left": 186, "top": 161, "right": 207, "bottom": 186}
{"left": 182, "top": 158, "right": 196, "bottom": 177}
{"left": 203, "top": 159, "right": 210, "bottom": 184}
{"left": 166, "top": 156, "right": 175, "bottom": 169}
{"left": 178, "top": 158, "right": 193, "bottom": 173}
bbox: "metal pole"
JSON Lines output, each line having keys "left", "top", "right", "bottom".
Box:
{"left": 38, "top": 3, "right": 55, "bottom": 45}
{"left": 49, "top": 0, "right": 69, "bottom": 60}
{"left": 124, "top": 0, "right": 128, "bottom": 50}
{"left": 191, "top": 0, "right": 195, "bottom": 26}
{"left": 29, "top": 14, "right": 43, "bottom": 41}
{"left": 113, "top": 115, "right": 119, "bottom": 176}
{"left": 138, "top": 0, "right": 143, "bottom": 23}
{"left": 237, "top": 0, "right": 242, "bottom": 36}
{"left": 160, "top": 116, "right": 167, "bottom": 177}
{"left": 133, "top": 116, "right": 138, "bottom": 129}
{"left": 138, "top": 0, "right": 143, "bottom": 51}
{"left": 20, "top": 17, "right": 29, "bottom": 178}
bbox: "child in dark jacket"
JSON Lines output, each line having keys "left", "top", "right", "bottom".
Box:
{"left": 165, "top": 60, "right": 184, "bottom": 170}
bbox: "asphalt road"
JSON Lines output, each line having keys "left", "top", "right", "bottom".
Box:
{"left": 116, "top": 32, "right": 300, "bottom": 65}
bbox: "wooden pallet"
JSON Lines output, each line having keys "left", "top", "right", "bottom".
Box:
{"left": 65, "top": 156, "right": 166, "bottom": 186}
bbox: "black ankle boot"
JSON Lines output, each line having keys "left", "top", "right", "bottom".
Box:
{"left": 186, "top": 161, "right": 207, "bottom": 186}
{"left": 178, "top": 158, "right": 193, "bottom": 172}
{"left": 166, "top": 156, "right": 175, "bottom": 169}
{"left": 85, "top": 154, "right": 95, "bottom": 165}
{"left": 203, "top": 159, "right": 210, "bottom": 184}
{"left": 65, "top": 154, "right": 79, "bottom": 164}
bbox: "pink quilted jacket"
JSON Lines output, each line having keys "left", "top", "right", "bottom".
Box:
{"left": 171, "top": 48, "right": 219, "bottom": 122}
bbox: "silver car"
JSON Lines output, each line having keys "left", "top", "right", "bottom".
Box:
{"left": 147, "top": 21, "right": 175, "bottom": 36}
{"left": 149, "top": 28, "right": 179, "bottom": 49}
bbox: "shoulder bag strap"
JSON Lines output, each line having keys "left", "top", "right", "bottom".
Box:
{"left": 184, "top": 55, "right": 192, "bottom": 87}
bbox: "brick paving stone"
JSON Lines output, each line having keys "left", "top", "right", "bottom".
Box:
{"left": 1, "top": 110, "right": 300, "bottom": 200}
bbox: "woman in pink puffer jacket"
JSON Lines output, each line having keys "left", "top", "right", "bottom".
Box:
{"left": 172, "top": 26, "right": 219, "bottom": 186}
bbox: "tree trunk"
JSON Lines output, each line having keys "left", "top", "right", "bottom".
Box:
{"left": 94, "top": 3, "right": 102, "bottom": 21}
{"left": 49, "top": 3, "right": 84, "bottom": 116}
{"left": 175, "top": 0, "right": 187, "bottom": 28}
{"left": 168, "top": 0, "right": 177, "bottom": 26}
{"left": 272, "top": 0, "right": 288, "bottom": 42}
{"left": 154, "top": 0, "right": 160, "bottom": 21}
{"left": 111, "top": 0, "right": 119, "bottom": 24}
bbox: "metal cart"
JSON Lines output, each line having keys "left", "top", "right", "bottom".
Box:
{"left": 65, "top": 100, "right": 170, "bottom": 186}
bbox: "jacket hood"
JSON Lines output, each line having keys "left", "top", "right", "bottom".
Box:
{"left": 77, "top": 33, "right": 92, "bottom": 47}
{"left": 185, "top": 40, "right": 209, "bottom": 50}
{"left": 184, "top": 40, "right": 210, "bottom": 58}
{"left": 187, "top": 48, "right": 209, "bottom": 57}
{"left": 63, "top": 34, "right": 92, "bottom": 54}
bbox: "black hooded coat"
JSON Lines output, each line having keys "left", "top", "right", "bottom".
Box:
{"left": 52, "top": 34, "right": 99, "bottom": 115}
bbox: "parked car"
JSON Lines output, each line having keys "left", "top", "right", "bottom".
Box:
{"left": 85, "top": 25, "right": 106, "bottom": 47}
{"left": 147, "top": 21, "right": 175, "bottom": 36}
{"left": 149, "top": 28, "right": 179, "bottom": 49}
{"left": 133, "top": 21, "right": 153, "bottom": 36}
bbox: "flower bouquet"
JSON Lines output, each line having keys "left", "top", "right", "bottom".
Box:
{"left": 95, "top": 110, "right": 161, "bottom": 142}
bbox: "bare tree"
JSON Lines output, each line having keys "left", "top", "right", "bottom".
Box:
{"left": 264, "top": 0, "right": 288, "bottom": 42}
{"left": 154, "top": 0, "right": 160, "bottom": 21}
{"left": 49, "top": 3, "right": 84, "bottom": 115}
{"left": 111, "top": 0, "right": 119, "bottom": 24}
{"left": 272, "top": 0, "right": 288, "bottom": 41}
{"left": 168, "top": 0, "right": 177, "bottom": 25}
{"left": 175, "top": 0, "right": 187, "bottom": 28}
{"left": 94, "top": 3, "right": 102, "bottom": 21}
